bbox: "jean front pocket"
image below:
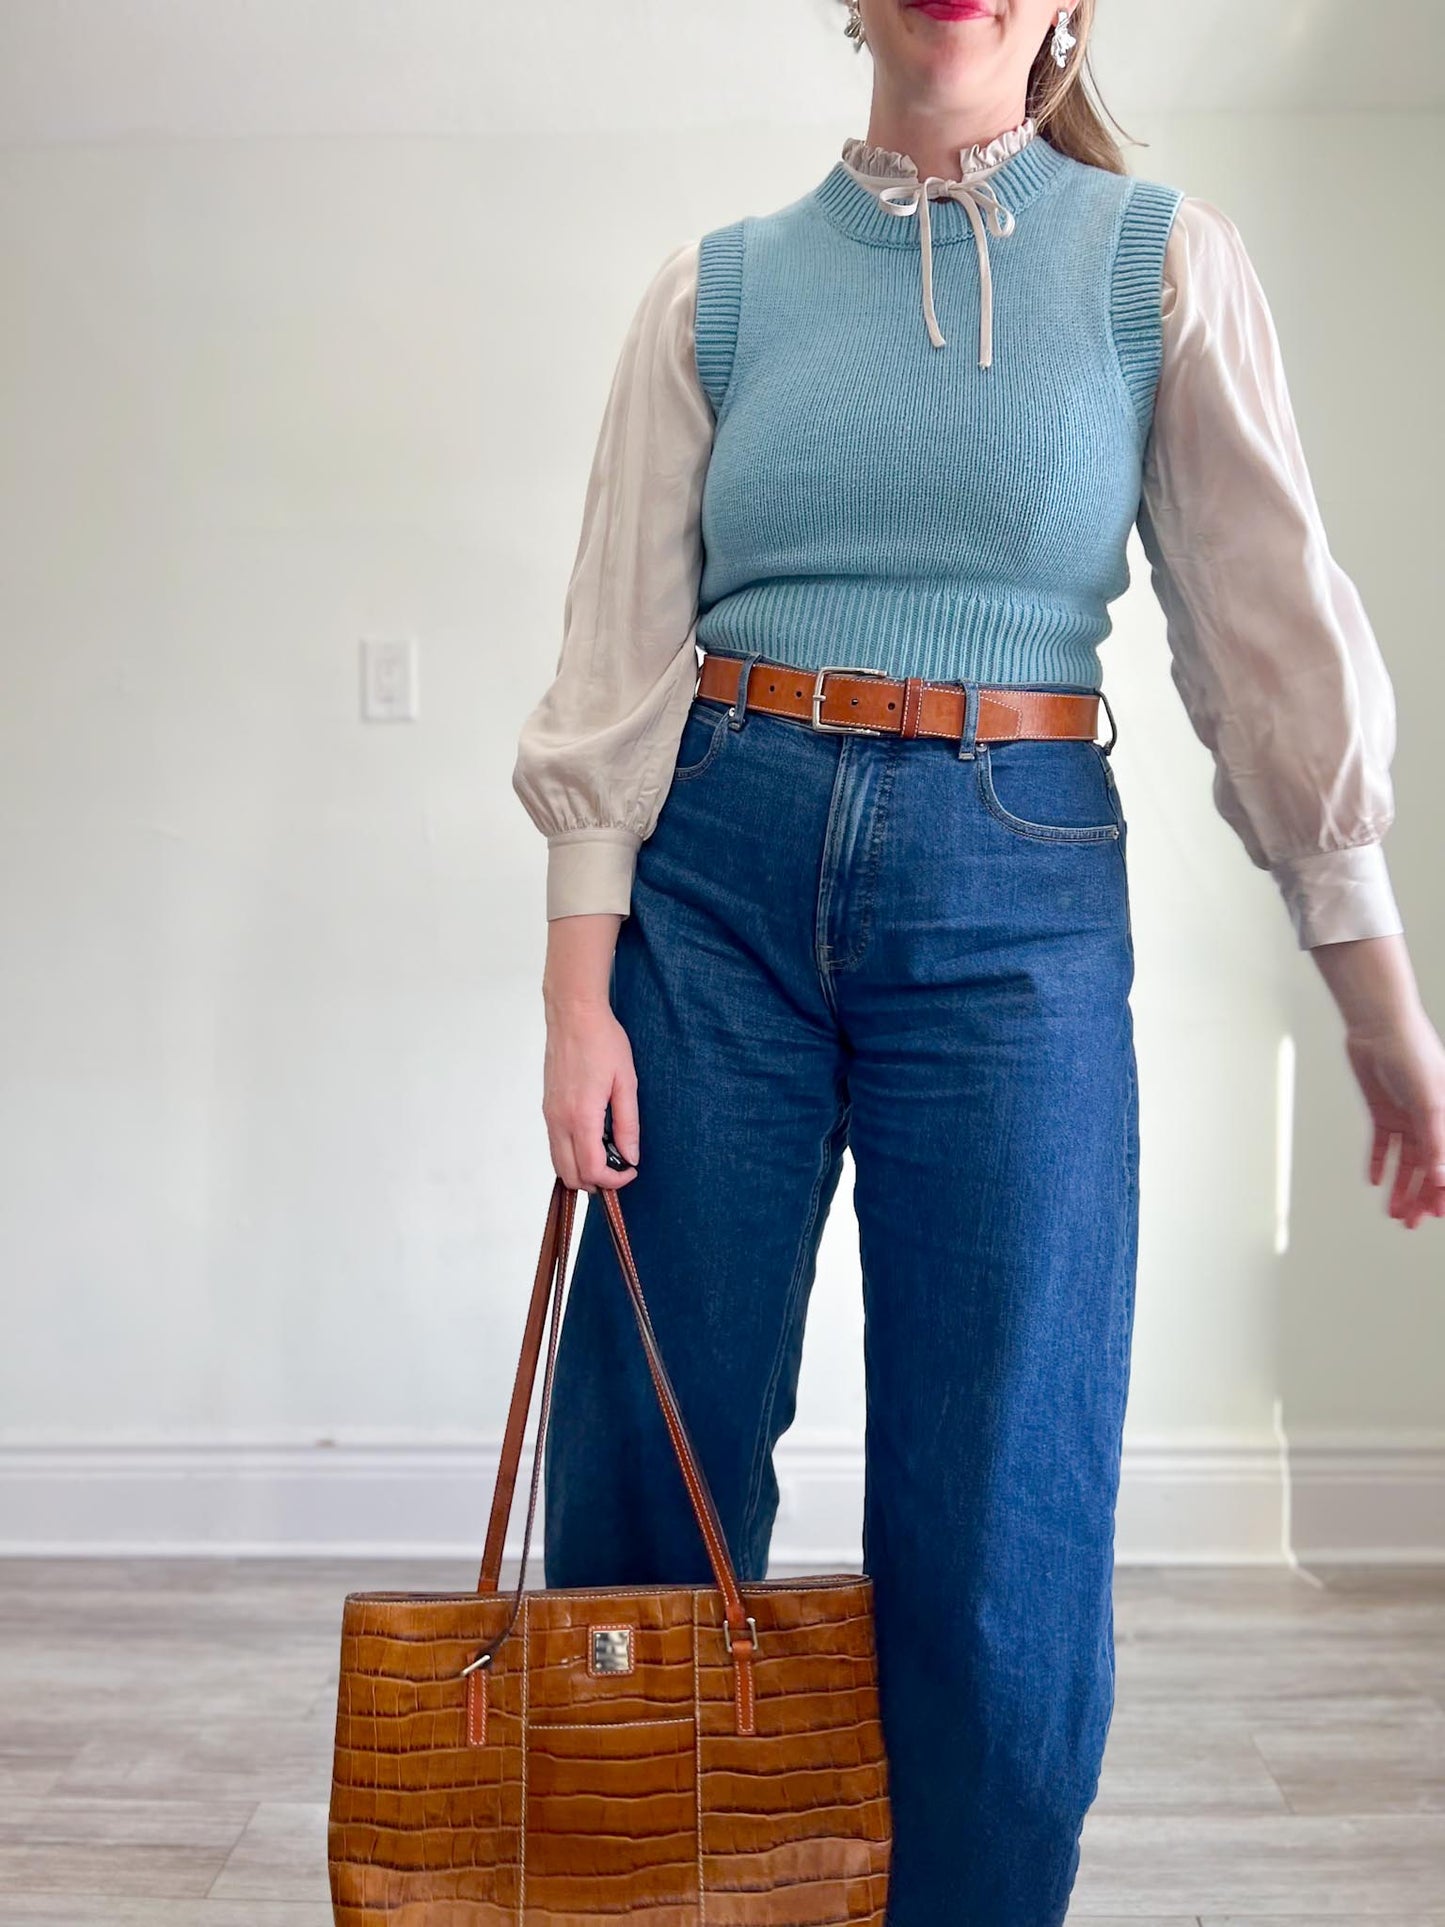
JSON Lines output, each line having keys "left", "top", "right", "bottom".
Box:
{"left": 670, "top": 696, "right": 733, "bottom": 784}
{"left": 975, "top": 739, "right": 1122, "bottom": 843}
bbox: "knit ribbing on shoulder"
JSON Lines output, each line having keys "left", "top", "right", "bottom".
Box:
{"left": 695, "top": 222, "right": 747, "bottom": 418}
{"left": 1110, "top": 178, "right": 1185, "bottom": 438}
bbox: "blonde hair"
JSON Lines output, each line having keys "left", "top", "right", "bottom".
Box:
{"left": 838, "top": 0, "right": 1139, "bottom": 177}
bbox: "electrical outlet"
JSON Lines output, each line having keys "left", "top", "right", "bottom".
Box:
{"left": 360, "top": 638, "right": 419, "bottom": 722}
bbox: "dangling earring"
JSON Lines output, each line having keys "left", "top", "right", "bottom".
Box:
{"left": 1051, "top": 6, "right": 1078, "bottom": 67}
{"left": 844, "top": 0, "right": 867, "bottom": 51}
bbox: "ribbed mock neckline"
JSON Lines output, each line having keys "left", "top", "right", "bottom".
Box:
{"left": 813, "top": 130, "right": 1071, "bottom": 248}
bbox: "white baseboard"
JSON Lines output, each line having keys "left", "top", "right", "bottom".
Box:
{"left": 1115, "top": 1436, "right": 1288, "bottom": 1564}
{"left": 1286, "top": 1431, "right": 1445, "bottom": 1564}
{"left": 11, "top": 1429, "right": 1435, "bottom": 1563}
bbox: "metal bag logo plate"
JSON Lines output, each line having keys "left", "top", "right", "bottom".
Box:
{"left": 589, "top": 1625, "right": 634, "bottom": 1676}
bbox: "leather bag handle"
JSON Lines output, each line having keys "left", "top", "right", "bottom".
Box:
{"left": 465, "top": 1177, "right": 758, "bottom": 1721}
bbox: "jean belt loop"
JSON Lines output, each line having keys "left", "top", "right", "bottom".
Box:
{"left": 1096, "top": 685, "right": 1119, "bottom": 757}
{"left": 956, "top": 681, "right": 982, "bottom": 761}
{"left": 728, "top": 653, "right": 763, "bottom": 731}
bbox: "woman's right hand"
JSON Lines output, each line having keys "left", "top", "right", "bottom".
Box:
{"left": 541, "top": 912, "right": 640, "bottom": 1194}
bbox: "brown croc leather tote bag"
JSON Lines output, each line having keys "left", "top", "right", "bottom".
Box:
{"left": 327, "top": 1174, "right": 892, "bottom": 1924}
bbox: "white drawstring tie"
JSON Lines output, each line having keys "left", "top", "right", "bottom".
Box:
{"left": 876, "top": 172, "right": 1017, "bottom": 365}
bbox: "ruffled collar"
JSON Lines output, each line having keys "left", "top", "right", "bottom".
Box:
{"left": 817, "top": 113, "right": 1057, "bottom": 367}
{"left": 840, "top": 114, "right": 1037, "bottom": 184}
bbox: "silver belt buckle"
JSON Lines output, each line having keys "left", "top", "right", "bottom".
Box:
{"left": 811, "top": 663, "right": 892, "bottom": 735}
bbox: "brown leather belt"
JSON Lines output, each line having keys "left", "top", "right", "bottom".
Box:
{"left": 695, "top": 650, "right": 1107, "bottom": 747}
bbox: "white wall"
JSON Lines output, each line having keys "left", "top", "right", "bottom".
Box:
{"left": 1, "top": 6, "right": 1440, "bottom": 1561}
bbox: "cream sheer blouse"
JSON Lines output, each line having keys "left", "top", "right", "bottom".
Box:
{"left": 512, "top": 121, "right": 1403, "bottom": 951}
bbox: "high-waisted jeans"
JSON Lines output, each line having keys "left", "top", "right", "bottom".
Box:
{"left": 542, "top": 655, "right": 1141, "bottom": 1926}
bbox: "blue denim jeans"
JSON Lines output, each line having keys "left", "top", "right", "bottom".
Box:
{"left": 542, "top": 657, "right": 1140, "bottom": 1926}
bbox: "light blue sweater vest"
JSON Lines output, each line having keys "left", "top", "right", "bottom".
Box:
{"left": 692, "top": 136, "right": 1184, "bottom": 689}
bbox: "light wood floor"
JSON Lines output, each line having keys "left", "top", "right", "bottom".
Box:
{"left": 0, "top": 1558, "right": 1442, "bottom": 1923}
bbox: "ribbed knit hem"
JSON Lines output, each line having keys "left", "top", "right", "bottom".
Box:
{"left": 697, "top": 582, "right": 1108, "bottom": 689}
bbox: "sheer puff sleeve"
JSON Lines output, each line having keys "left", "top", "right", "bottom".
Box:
{"left": 511, "top": 239, "right": 713, "bottom": 921}
{"left": 1136, "top": 195, "right": 1404, "bottom": 950}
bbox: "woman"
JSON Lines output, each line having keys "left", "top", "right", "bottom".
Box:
{"left": 511, "top": 2, "right": 1445, "bottom": 1920}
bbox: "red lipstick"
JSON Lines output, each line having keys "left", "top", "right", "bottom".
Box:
{"left": 909, "top": 1, "right": 995, "bottom": 18}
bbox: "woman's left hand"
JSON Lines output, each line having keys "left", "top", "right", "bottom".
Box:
{"left": 1343, "top": 1011, "right": 1445, "bottom": 1228}
{"left": 1310, "top": 932, "right": 1445, "bottom": 1228}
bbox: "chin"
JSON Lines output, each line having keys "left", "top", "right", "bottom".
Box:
{"left": 893, "top": 36, "right": 989, "bottom": 86}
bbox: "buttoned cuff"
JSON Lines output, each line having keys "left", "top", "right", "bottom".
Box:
{"left": 1271, "top": 842, "right": 1405, "bottom": 950}
{"left": 545, "top": 830, "right": 642, "bottom": 921}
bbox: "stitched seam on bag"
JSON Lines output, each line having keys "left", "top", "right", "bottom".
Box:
{"left": 505, "top": 1589, "right": 672, "bottom": 1607}
{"left": 519, "top": 1600, "right": 528, "bottom": 1924}
{"left": 695, "top": 1596, "right": 706, "bottom": 1923}
{"left": 440, "top": 1583, "right": 848, "bottom": 1607}
{"left": 466, "top": 1666, "right": 487, "bottom": 1747}
{"left": 531, "top": 1717, "right": 692, "bottom": 1730}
